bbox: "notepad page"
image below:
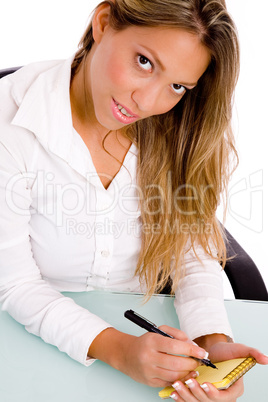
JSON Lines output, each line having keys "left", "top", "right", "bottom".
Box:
{"left": 196, "top": 358, "right": 246, "bottom": 384}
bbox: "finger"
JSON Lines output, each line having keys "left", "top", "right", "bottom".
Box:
{"left": 152, "top": 355, "right": 198, "bottom": 384}
{"left": 153, "top": 366, "right": 190, "bottom": 384}
{"left": 157, "top": 352, "right": 199, "bottom": 372}
{"left": 247, "top": 349, "right": 268, "bottom": 365}
{"left": 185, "top": 380, "right": 215, "bottom": 400}
{"left": 231, "top": 343, "right": 267, "bottom": 363}
{"left": 215, "top": 342, "right": 268, "bottom": 365}
{"left": 172, "top": 380, "right": 202, "bottom": 402}
{"left": 179, "top": 379, "right": 213, "bottom": 401}
{"left": 180, "top": 370, "right": 200, "bottom": 382}
{"left": 184, "top": 377, "right": 244, "bottom": 401}
{"left": 158, "top": 325, "right": 189, "bottom": 341}
{"left": 156, "top": 335, "right": 208, "bottom": 361}
{"left": 146, "top": 376, "right": 174, "bottom": 388}
{"left": 170, "top": 391, "right": 184, "bottom": 401}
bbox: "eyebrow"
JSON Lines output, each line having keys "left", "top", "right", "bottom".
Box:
{"left": 140, "top": 45, "right": 198, "bottom": 87}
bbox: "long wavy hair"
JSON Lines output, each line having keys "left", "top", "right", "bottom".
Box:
{"left": 71, "top": 0, "right": 240, "bottom": 296}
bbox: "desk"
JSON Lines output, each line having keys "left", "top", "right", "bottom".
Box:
{"left": 0, "top": 291, "right": 267, "bottom": 402}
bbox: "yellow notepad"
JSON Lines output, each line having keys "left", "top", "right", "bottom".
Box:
{"left": 159, "top": 357, "right": 256, "bottom": 399}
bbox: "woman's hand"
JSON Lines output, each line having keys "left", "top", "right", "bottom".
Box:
{"left": 88, "top": 325, "right": 208, "bottom": 387}
{"left": 205, "top": 341, "right": 268, "bottom": 365}
{"left": 170, "top": 376, "right": 243, "bottom": 401}
{"left": 169, "top": 340, "right": 268, "bottom": 401}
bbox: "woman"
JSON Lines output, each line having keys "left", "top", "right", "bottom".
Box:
{"left": 0, "top": 0, "right": 267, "bottom": 400}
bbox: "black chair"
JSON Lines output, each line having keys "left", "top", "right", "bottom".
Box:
{"left": 1, "top": 67, "right": 267, "bottom": 301}
{"left": 160, "top": 228, "right": 268, "bottom": 301}
{"left": 224, "top": 228, "right": 268, "bottom": 301}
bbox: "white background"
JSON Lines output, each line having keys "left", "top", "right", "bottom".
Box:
{"left": 1, "top": 0, "right": 267, "bottom": 297}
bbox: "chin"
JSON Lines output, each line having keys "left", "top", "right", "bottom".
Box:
{"left": 95, "top": 115, "right": 128, "bottom": 132}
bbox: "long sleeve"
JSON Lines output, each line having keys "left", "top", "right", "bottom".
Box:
{"left": 0, "top": 141, "right": 114, "bottom": 365}
{"left": 0, "top": 65, "right": 116, "bottom": 366}
{"left": 174, "top": 245, "right": 233, "bottom": 341}
{"left": 0, "top": 140, "right": 113, "bottom": 365}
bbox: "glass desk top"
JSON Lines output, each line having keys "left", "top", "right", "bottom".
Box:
{"left": 1, "top": 291, "right": 267, "bottom": 402}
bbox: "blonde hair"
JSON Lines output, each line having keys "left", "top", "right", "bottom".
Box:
{"left": 72, "top": 0, "right": 240, "bottom": 296}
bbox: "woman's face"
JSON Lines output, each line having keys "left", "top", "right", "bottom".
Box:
{"left": 84, "top": 9, "right": 211, "bottom": 132}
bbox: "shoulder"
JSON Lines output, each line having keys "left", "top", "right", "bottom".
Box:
{"left": 0, "top": 60, "right": 65, "bottom": 168}
{"left": 0, "top": 59, "right": 64, "bottom": 110}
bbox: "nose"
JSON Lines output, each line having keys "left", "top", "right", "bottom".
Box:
{"left": 131, "top": 83, "right": 162, "bottom": 114}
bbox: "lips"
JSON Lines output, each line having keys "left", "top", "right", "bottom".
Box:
{"left": 111, "top": 98, "right": 140, "bottom": 124}
{"left": 114, "top": 100, "right": 138, "bottom": 118}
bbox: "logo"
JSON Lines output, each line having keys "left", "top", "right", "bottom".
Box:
{"left": 228, "top": 170, "right": 263, "bottom": 233}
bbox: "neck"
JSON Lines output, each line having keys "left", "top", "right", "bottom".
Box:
{"left": 70, "top": 59, "right": 96, "bottom": 132}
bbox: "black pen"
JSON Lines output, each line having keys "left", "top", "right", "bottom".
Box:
{"left": 124, "top": 309, "right": 217, "bottom": 369}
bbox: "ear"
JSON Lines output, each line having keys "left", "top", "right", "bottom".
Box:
{"left": 92, "top": 3, "right": 112, "bottom": 44}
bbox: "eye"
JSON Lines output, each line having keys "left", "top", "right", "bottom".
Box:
{"left": 137, "top": 55, "right": 153, "bottom": 72}
{"left": 171, "top": 83, "right": 186, "bottom": 95}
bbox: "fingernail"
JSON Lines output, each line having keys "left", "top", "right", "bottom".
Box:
{"left": 201, "top": 383, "right": 209, "bottom": 392}
{"left": 197, "top": 350, "right": 208, "bottom": 359}
{"left": 192, "top": 341, "right": 198, "bottom": 346}
{"left": 197, "top": 349, "right": 209, "bottom": 359}
{"left": 170, "top": 392, "right": 178, "bottom": 400}
{"left": 172, "top": 381, "right": 182, "bottom": 392}
{"left": 185, "top": 379, "right": 195, "bottom": 389}
{"left": 192, "top": 370, "right": 199, "bottom": 378}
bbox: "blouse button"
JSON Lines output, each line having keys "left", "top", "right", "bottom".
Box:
{"left": 101, "top": 250, "right": 110, "bottom": 258}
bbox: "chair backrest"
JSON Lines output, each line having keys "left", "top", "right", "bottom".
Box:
{"left": 0, "top": 67, "right": 21, "bottom": 79}
{"left": 224, "top": 228, "right": 268, "bottom": 301}
{"left": 161, "top": 228, "right": 268, "bottom": 301}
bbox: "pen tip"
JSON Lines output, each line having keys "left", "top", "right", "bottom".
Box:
{"left": 212, "top": 364, "right": 218, "bottom": 369}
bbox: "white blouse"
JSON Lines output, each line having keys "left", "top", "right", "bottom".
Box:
{"left": 0, "top": 56, "right": 232, "bottom": 366}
